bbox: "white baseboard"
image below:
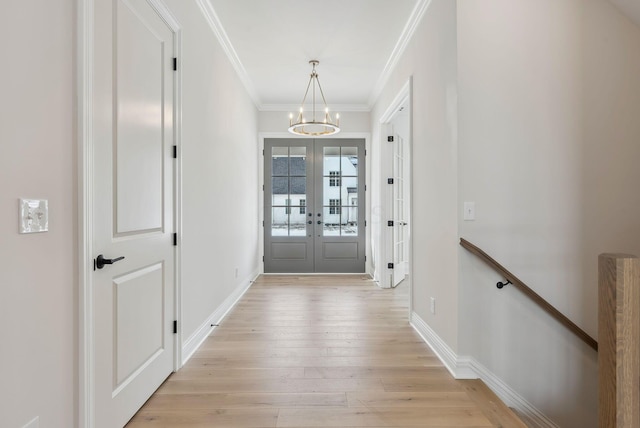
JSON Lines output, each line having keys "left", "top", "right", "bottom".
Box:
{"left": 410, "top": 311, "right": 465, "bottom": 378}
{"left": 410, "top": 311, "right": 558, "bottom": 428}
{"left": 181, "top": 271, "right": 259, "bottom": 365}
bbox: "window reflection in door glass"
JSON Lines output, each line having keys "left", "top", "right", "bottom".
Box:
{"left": 271, "top": 207, "right": 289, "bottom": 236}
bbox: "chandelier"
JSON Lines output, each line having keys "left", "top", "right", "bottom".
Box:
{"left": 288, "top": 60, "right": 340, "bottom": 136}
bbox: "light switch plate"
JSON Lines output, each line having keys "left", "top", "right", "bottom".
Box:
{"left": 463, "top": 202, "right": 475, "bottom": 221}
{"left": 20, "top": 199, "right": 48, "bottom": 234}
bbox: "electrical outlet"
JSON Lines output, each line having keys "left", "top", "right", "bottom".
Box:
{"left": 20, "top": 199, "right": 48, "bottom": 233}
{"left": 235, "top": 268, "right": 239, "bottom": 279}
{"left": 430, "top": 297, "right": 436, "bottom": 315}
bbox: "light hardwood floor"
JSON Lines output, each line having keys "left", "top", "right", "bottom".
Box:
{"left": 127, "top": 275, "right": 526, "bottom": 427}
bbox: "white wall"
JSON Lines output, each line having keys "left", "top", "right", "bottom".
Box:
{"left": 259, "top": 111, "right": 370, "bottom": 134}
{"left": 372, "top": 0, "right": 458, "bottom": 350}
{"left": 457, "top": 0, "right": 640, "bottom": 426}
{"left": 164, "top": 0, "right": 261, "bottom": 349}
{"left": 371, "top": 0, "right": 459, "bottom": 348}
{"left": 0, "top": 1, "right": 76, "bottom": 427}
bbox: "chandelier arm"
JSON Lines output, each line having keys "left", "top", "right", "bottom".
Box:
{"left": 298, "top": 75, "right": 314, "bottom": 117}
{"left": 315, "top": 77, "right": 330, "bottom": 110}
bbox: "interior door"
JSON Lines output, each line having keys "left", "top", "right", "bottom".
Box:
{"left": 264, "top": 138, "right": 365, "bottom": 273}
{"left": 391, "top": 134, "right": 409, "bottom": 287}
{"left": 93, "top": 0, "right": 175, "bottom": 426}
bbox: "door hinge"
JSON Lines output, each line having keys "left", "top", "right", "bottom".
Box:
{"left": 173, "top": 233, "right": 177, "bottom": 246}
{"left": 262, "top": 255, "right": 265, "bottom": 262}
{"left": 173, "top": 57, "right": 177, "bottom": 71}
{"left": 172, "top": 145, "right": 177, "bottom": 159}
{"left": 365, "top": 149, "right": 367, "bottom": 156}
{"left": 173, "top": 320, "right": 177, "bottom": 334}
{"left": 388, "top": 263, "right": 394, "bottom": 269}
{"left": 388, "top": 136, "right": 394, "bottom": 142}
{"left": 388, "top": 220, "right": 394, "bottom": 227}
{"left": 262, "top": 220, "right": 264, "bottom": 227}
{"left": 388, "top": 178, "right": 394, "bottom": 184}
{"left": 262, "top": 184, "right": 264, "bottom": 191}
{"left": 262, "top": 149, "right": 264, "bottom": 156}
{"left": 365, "top": 256, "right": 367, "bottom": 261}
{"left": 365, "top": 220, "right": 367, "bottom": 227}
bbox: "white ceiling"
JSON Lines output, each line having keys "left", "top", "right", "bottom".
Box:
{"left": 204, "top": 0, "right": 640, "bottom": 112}
{"left": 206, "top": 0, "right": 419, "bottom": 110}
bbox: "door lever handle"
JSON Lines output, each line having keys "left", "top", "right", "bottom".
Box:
{"left": 96, "top": 254, "right": 125, "bottom": 270}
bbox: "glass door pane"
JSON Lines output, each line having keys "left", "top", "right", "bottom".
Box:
{"left": 264, "top": 140, "right": 314, "bottom": 273}
{"left": 315, "top": 140, "right": 365, "bottom": 273}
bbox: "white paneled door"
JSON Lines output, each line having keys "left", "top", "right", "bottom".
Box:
{"left": 93, "top": 0, "right": 176, "bottom": 426}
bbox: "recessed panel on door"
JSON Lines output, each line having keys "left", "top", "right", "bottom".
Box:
{"left": 115, "top": 0, "right": 165, "bottom": 236}
{"left": 113, "top": 263, "right": 164, "bottom": 390}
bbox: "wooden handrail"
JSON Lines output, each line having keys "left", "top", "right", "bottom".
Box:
{"left": 460, "top": 238, "right": 598, "bottom": 351}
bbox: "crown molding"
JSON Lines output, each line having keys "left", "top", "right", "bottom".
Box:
{"left": 259, "top": 103, "right": 371, "bottom": 113}
{"left": 196, "top": 0, "right": 262, "bottom": 108}
{"left": 368, "top": 0, "right": 433, "bottom": 108}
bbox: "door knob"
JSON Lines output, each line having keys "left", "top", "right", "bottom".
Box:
{"left": 307, "top": 221, "right": 312, "bottom": 224}
{"left": 95, "top": 254, "right": 125, "bottom": 270}
{"left": 317, "top": 220, "right": 322, "bottom": 224}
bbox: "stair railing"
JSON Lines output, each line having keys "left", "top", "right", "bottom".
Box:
{"left": 459, "top": 237, "right": 597, "bottom": 350}
{"left": 460, "top": 238, "right": 640, "bottom": 426}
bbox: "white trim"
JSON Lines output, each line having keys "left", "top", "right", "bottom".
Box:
{"left": 259, "top": 103, "right": 371, "bottom": 113}
{"left": 196, "top": 0, "right": 261, "bottom": 108}
{"left": 181, "top": 271, "right": 259, "bottom": 364}
{"left": 410, "top": 311, "right": 460, "bottom": 378}
{"left": 368, "top": 0, "right": 433, "bottom": 108}
{"left": 148, "top": 0, "right": 184, "bottom": 377}
{"left": 410, "top": 311, "right": 558, "bottom": 428}
{"left": 376, "top": 78, "right": 413, "bottom": 323}
{"left": 77, "top": 0, "right": 94, "bottom": 426}
{"left": 465, "top": 358, "right": 560, "bottom": 428}
{"left": 378, "top": 80, "right": 411, "bottom": 124}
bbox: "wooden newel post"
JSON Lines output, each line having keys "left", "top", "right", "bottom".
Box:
{"left": 599, "top": 253, "right": 640, "bottom": 428}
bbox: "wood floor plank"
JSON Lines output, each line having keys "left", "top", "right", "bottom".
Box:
{"left": 276, "top": 407, "right": 494, "bottom": 427}
{"left": 460, "top": 380, "right": 528, "bottom": 428}
{"left": 126, "top": 275, "right": 525, "bottom": 428}
{"left": 141, "top": 392, "right": 348, "bottom": 409}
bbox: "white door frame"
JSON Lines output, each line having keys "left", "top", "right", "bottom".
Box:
{"left": 377, "top": 78, "right": 413, "bottom": 310}
{"left": 77, "top": 1, "right": 183, "bottom": 426}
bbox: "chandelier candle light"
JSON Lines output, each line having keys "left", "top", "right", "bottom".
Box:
{"left": 288, "top": 60, "right": 340, "bottom": 136}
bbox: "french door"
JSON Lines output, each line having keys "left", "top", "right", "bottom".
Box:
{"left": 264, "top": 138, "right": 366, "bottom": 273}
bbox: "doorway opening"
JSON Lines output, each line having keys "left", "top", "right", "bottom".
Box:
{"left": 378, "top": 79, "right": 412, "bottom": 297}
{"left": 264, "top": 138, "right": 366, "bottom": 273}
